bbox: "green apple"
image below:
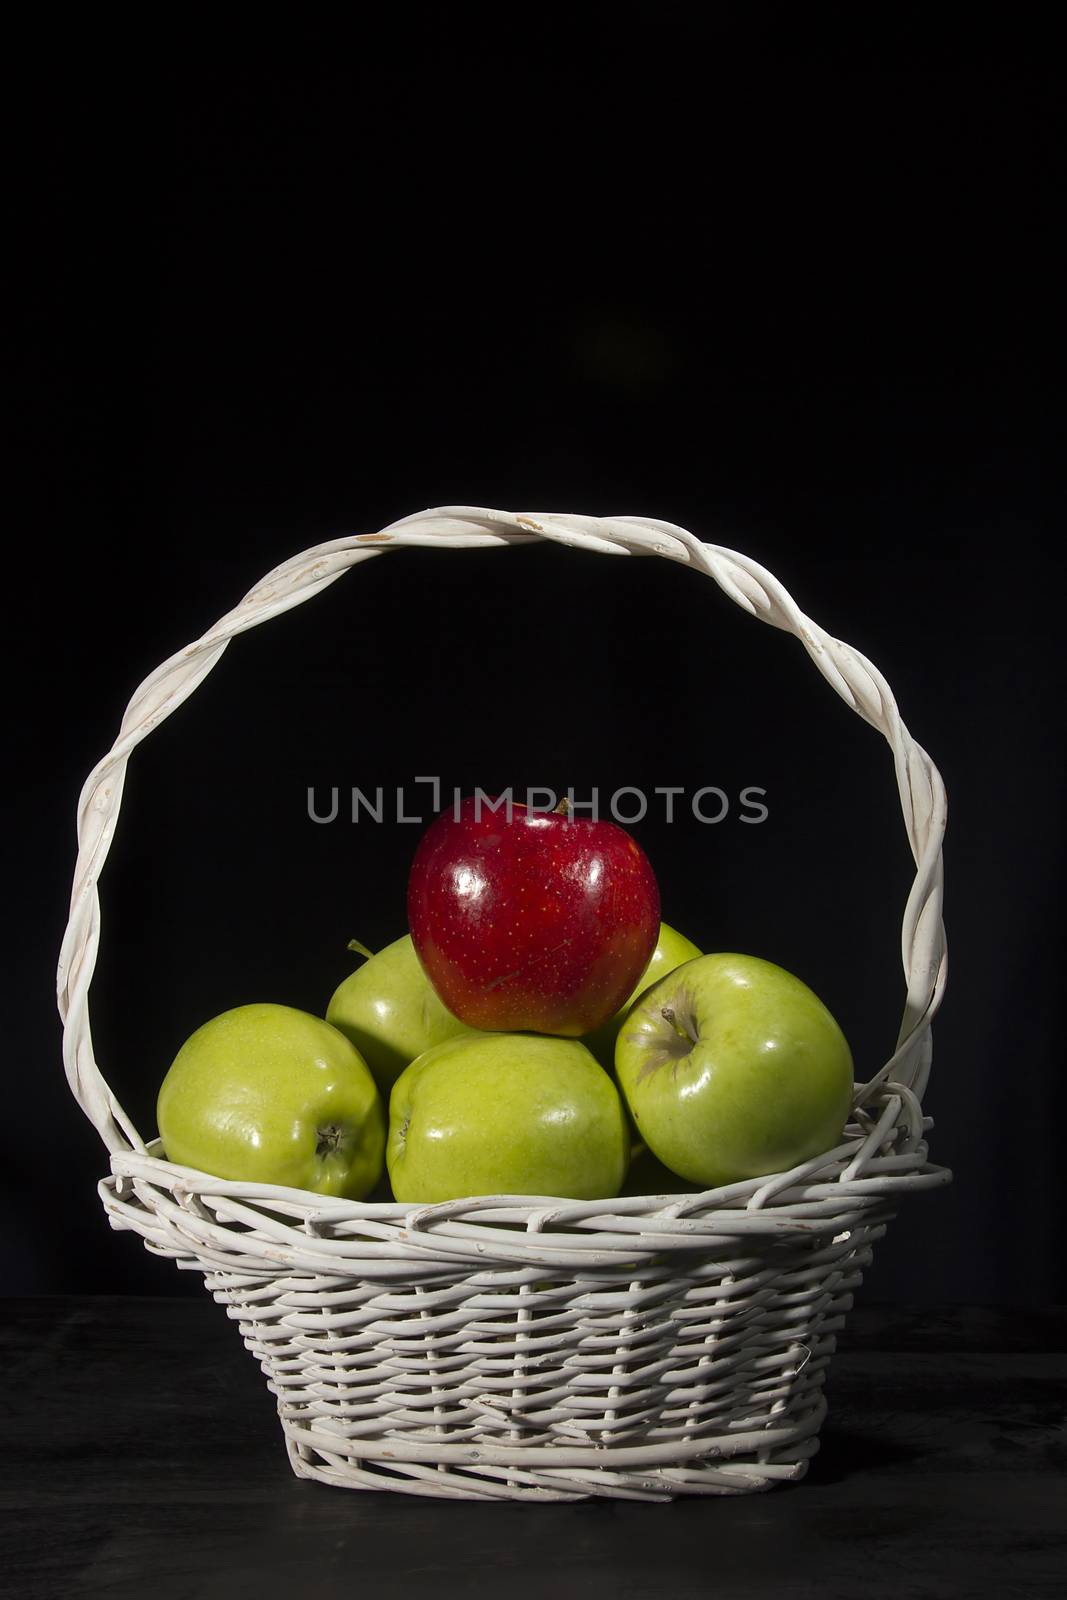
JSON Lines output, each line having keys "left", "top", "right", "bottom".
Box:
{"left": 326, "top": 935, "right": 471, "bottom": 1095}
{"left": 584, "top": 921, "right": 703, "bottom": 1068}
{"left": 615, "top": 953, "right": 854, "bottom": 1188}
{"left": 387, "top": 1032, "right": 629, "bottom": 1203}
{"left": 157, "top": 1003, "right": 385, "bottom": 1197}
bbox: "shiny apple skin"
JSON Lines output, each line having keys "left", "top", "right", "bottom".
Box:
{"left": 387, "top": 1032, "right": 629, "bottom": 1203}
{"left": 407, "top": 797, "right": 660, "bottom": 1036}
{"left": 326, "top": 934, "right": 471, "bottom": 1094}
{"left": 615, "top": 953, "right": 854, "bottom": 1188}
{"left": 157, "top": 1003, "right": 385, "bottom": 1198}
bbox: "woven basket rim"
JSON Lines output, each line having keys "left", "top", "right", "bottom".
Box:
{"left": 110, "top": 1127, "right": 950, "bottom": 1223}
{"left": 101, "top": 1142, "right": 948, "bottom": 1278}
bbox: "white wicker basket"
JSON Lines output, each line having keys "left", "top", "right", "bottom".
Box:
{"left": 57, "top": 507, "right": 951, "bottom": 1503}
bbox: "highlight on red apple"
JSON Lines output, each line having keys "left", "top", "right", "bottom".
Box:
{"left": 406, "top": 793, "right": 660, "bottom": 1037}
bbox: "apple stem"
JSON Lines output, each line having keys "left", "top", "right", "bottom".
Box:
{"left": 553, "top": 796, "right": 571, "bottom": 818}
{"left": 661, "top": 1005, "right": 698, "bottom": 1046}
{"left": 346, "top": 937, "right": 376, "bottom": 962}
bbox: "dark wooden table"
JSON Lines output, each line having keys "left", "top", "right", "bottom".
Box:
{"left": 3, "top": 1298, "right": 1064, "bottom": 1598}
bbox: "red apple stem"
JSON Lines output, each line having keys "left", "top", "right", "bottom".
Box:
{"left": 553, "top": 796, "right": 571, "bottom": 818}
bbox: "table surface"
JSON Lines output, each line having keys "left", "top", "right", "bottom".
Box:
{"left": 3, "top": 1297, "right": 1064, "bottom": 1599}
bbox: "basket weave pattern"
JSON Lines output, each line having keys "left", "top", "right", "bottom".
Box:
{"left": 57, "top": 508, "right": 950, "bottom": 1501}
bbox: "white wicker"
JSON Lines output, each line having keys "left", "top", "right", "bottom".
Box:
{"left": 57, "top": 507, "right": 951, "bottom": 1502}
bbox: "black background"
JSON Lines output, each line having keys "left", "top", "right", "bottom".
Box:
{"left": 8, "top": 12, "right": 1063, "bottom": 1307}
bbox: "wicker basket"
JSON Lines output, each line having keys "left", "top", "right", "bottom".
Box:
{"left": 57, "top": 507, "right": 951, "bottom": 1503}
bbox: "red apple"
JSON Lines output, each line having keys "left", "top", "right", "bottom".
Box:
{"left": 407, "top": 796, "right": 660, "bottom": 1035}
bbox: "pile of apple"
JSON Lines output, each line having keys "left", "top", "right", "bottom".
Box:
{"left": 157, "top": 797, "right": 854, "bottom": 1203}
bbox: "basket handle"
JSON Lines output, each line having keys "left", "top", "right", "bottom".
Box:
{"left": 57, "top": 507, "right": 947, "bottom": 1156}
